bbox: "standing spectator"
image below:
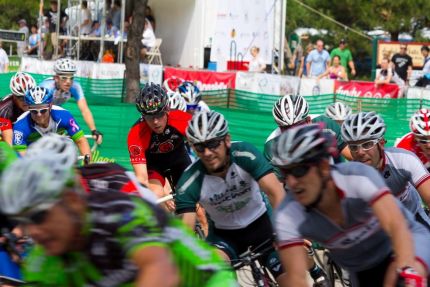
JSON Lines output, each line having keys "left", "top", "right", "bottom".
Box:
{"left": 317, "top": 55, "right": 348, "bottom": 81}
{"left": 140, "top": 18, "right": 156, "bottom": 60}
{"left": 17, "top": 19, "right": 29, "bottom": 56}
{"left": 416, "top": 46, "right": 430, "bottom": 87}
{"left": 245, "top": 46, "right": 266, "bottom": 72}
{"left": 306, "top": 39, "right": 330, "bottom": 78}
{"left": 0, "top": 42, "right": 9, "bottom": 73}
{"left": 330, "top": 39, "right": 356, "bottom": 77}
{"left": 297, "top": 43, "right": 313, "bottom": 77}
{"left": 79, "top": 1, "right": 92, "bottom": 35}
{"left": 26, "top": 24, "right": 41, "bottom": 56}
{"left": 45, "top": 0, "right": 68, "bottom": 56}
{"left": 391, "top": 44, "right": 413, "bottom": 83}
{"left": 110, "top": 0, "right": 121, "bottom": 31}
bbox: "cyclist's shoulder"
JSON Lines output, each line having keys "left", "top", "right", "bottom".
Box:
{"left": 14, "top": 112, "right": 31, "bottom": 127}
{"left": 230, "top": 141, "right": 260, "bottom": 155}
{"left": 312, "top": 115, "right": 339, "bottom": 131}
{"left": 332, "top": 162, "right": 386, "bottom": 188}
{"left": 396, "top": 132, "right": 415, "bottom": 149}
{"left": 128, "top": 119, "right": 150, "bottom": 139}
{"left": 50, "top": 105, "right": 74, "bottom": 120}
{"left": 39, "top": 78, "right": 55, "bottom": 89}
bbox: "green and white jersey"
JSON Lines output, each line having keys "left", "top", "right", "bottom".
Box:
{"left": 176, "top": 141, "right": 273, "bottom": 230}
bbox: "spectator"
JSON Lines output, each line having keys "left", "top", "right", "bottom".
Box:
{"left": 140, "top": 18, "right": 156, "bottom": 60}
{"left": 0, "top": 42, "right": 9, "bottom": 73}
{"left": 290, "top": 33, "right": 309, "bottom": 76}
{"left": 306, "top": 39, "right": 330, "bottom": 78}
{"left": 375, "top": 57, "right": 405, "bottom": 96}
{"left": 391, "top": 44, "right": 413, "bottom": 83}
{"left": 298, "top": 43, "right": 314, "bottom": 77}
{"left": 26, "top": 24, "right": 41, "bottom": 56}
{"left": 317, "top": 55, "right": 348, "bottom": 81}
{"left": 89, "top": 20, "right": 101, "bottom": 37}
{"left": 245, "top": 46, "right": 266, "bottom": 72}
{"left": 105, "top": 19, "right": 118, "bottom": 37}
{"left": 145, "top": 5, "right": 156, "bottom": 31}
{"left": 416, "top": 46, "right": 430, "bottom": 87}
{"left": 330, "top": 39, "right": 356, "bottom": 77}
{"left": 44, "top": 0, "right": 68, "bottom": 56}
{"left": 110, "top": 0, "right": 121, "bottom": 31}
{"left": 17, "top": 19, "right": 29, "bottom": 56}
{"left": 79, "top": 1, "right": 92, "bottom": 35}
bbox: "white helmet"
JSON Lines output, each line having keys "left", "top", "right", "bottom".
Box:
{"left": 410, "top": 109, "right": 430, "bottom": 136}
{"left": 0, "top": 156, "right": 75, "bottom": 215}
{"left": 167, "top": 91, "right": 187, "bottom": 112}
{"left": 54, "top": 58, "right": 77, "bottom": 75}
{"left": 163, "top": 77, "right": 184, "bottom": 93}
{"left": 271, "top": 124, "right": 337, "bottom": 168}
{"left": 179, "top": 81, "right": 201, "bottom": 105}
{"left": 272, "top": 94, "right": 309, "bottom": 127}
{"left": 27, "top": 133, "right": 78, "bottom": 169}
{"left": 341, "top": 112, "right": 386, "bottom": 142}
{"left": 325, "top": 102, "right": 352, "bottom": 121}
{"left": 10, "top": 72, "right": 36, "bottom": 97}
{"left": 186, "top": 111, "right": 229, "bottom": 144}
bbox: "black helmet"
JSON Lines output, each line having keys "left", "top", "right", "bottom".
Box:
{"left": 136, "top": 83, "right": 169, "bottom": 115}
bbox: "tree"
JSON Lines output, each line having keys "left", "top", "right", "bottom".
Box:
{"left": 124, "top": 0, "right": 147, "bottom": 103}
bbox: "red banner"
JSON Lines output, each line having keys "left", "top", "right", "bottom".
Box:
{"left": 335, "top": 80, "right": 400, "bottom": 98}
{"left": 164, "top": 67, "right": 236, "bottom": 90}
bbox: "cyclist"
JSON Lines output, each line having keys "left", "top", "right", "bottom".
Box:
{"left": 12, "top": 86, "right": 91, "bottom": 158}
{"left": 324, "top": 101, "right": 352, "bottom": 125}
{"left": 26, "top": 133, "right": 157, "bottom": 202}
{"left": 0, "top": 72, "right": 36, "bottom": 123}
{"left": 175, "top": 111, "right": 287, "bottom": 285}
{"left": 178, "top": 81, "right": 210, "bottom": 114}
{"left": 341, "top": 111, "right": 430, "bottom": 229}
{"left": 397, "top": 108, "right": 430, "bottom": 170}
{"left": 163, "top": 76, "right": 184, "bottom": 94}
{"left": 127, "top": 83, "right": 192, "bottom": 201}
{"left": 264, "top": 94, "right": 352, "bottom": 180}
{"left": 0, "top": 156, "right": 237, "bottom": 287}
{"left": 39, "top": 58, "right": 103, "bottom": 144}
{"left": 0, "top": 117, "right": 12, "bottom": 145}
{"left": 271, "top": 124, "right": 430, "bottom": 287}
{"left": 167, "top": 90, "right": 187, "bottom": 112}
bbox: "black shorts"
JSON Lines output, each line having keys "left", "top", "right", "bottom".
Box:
{"left": 354, "top": 254, "right": 392, "bottom": 287}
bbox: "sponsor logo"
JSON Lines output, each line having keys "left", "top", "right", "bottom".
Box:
{"left": 13, "top": 130, "right": 23, "bottom": 145}
{"left": 128, "top": 145, "right": 142, "bottom": 157}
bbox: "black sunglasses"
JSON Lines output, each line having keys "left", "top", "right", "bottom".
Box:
{"left": 144, "top": 112, "right": 166, "bottom": 121}
{"left": 29, "top": 108, "right": 49, "bottom": 115}
{"left": 193, "top": 138, "right": 224, "bottom": 153}
{"left": 13, "top": 209, "right": 50, "bottom": 225}
{"left": 280, "top": 164, "right": 314, "bottom": 178}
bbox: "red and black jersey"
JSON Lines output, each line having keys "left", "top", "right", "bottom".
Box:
{"left": 0, "top": 95, "right": 25, "bottom": 123}
{"left": 127, "top": 110, "right": 192, "bottom": 165}
{"left": 0, "top": 117, "right": 12, "bottom": 132}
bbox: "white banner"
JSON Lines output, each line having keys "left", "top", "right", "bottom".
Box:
{"left": 21, "top": 57, "right": 54, "bottom": 75}
{"left": 406, "top": 87, "right": 430, "bottom": 100}
{"left": 299, "top": 78, "right": 335, "bottom": 96}
{"left": 235, "top": 72, "right": 300, "bottom": 95}
{"left": 210, "top": 0, "right": 275, "bottom": 71}
{"left": 139, "top": 64, "right": 163, "bottom": 86}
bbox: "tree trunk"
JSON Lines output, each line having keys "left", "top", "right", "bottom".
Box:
{"left": 124, "top": 0, "right": 148, "bottom": 103}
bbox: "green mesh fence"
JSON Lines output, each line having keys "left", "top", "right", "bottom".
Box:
{"left": 0, "top": 72, "right": 427, "bottom": 169}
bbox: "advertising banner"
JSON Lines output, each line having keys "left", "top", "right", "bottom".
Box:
{"left": 335, "top": 80, "right": 400, "bottom": 98}
{"left": 235, "top": 72, "right": 300, "bottom": 95}
{"left": 299, "top": 78, "right": 335, "bottom": 96}
{"left": 139, "top": 64, "right": 163, "bottom": 86}
{"left": 164, "top": 67, "right": 236, "bottom": 90}
{"left": 377, "top": 41, "right": 430, "bottom": 68}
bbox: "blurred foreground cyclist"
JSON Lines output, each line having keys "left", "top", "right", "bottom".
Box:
{"left": 0, "top": 155, "right": 237, "bottom": 287}
{"left": 272, "top": 124, "right": 430, "bottom": 287}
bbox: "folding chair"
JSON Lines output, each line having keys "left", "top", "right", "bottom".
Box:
{"left": 146, "top": 38, "right": 163, "bottom": 65}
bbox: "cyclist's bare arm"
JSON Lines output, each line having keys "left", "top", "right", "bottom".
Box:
{"left": 182, "top": 212, "right": 197, "bottom": 230}
{"left": 132, "top": 163, "right": 150, "bottom": 188}
{"left": 2, "top": 129, "right": 12, "bottom": 146}
{"left": 75, "top": 136, "right": 91, "bottom": 159}
{"left": 132, "top": 246, "right": 179, "bottom": 287}
{"left": 77, "top": 98, "right": 103, "bottom": 144}
{"left": 416, "top": 180, "right": 430, "bottom": 207}
{"left": 258, "top": 173, "right": 285, "bottom": 208}
{"left": 278, "top": 244, "right": 308, "bottom": 287}
{"left": 372, "top": 194, "right": 424, "bottom": 274}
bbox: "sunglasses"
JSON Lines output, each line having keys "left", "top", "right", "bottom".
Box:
{"left": 348, "top": 139, "right": 379, "bottom": 152}
{"left": 280, "top": 164, "right": 314, "bottom": 178}
{"left": 193, "top": 138, "right": 224, "bottom": 153}
{"left": 280, "top": 119, "right": 307, "bottom": 131}
{"left": 13, "top": 207, "right": 51, "bottom": 226}
{"left": 59, "top": 76, "right": 74, "bottom": 81}
{"left": 29, "top": 108, "right": 49, "bottom": 115}
{"left": 144, "top": 112, "right": 166, "bottom": 121}
{"left": 400, "top": 47, "right": 407, "bottom": 50}
{"left": 416, "top": 137, "right": 430, "bottom": 144}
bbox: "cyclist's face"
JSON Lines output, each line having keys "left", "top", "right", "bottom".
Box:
{"left": 348, "top": 139, "right": 382, "bottom": 168}
{"left": 145, "top": 112, "right": 168, "bottom": 134}
{"left": 194, "top": 135, "right": 231, "bottom": 173}
{"left": 55, "top": 74, "right": 74, "bottom": 92}
{"left": 29, "top": 104, "right": 51, "bottom": 127}
{"left": 415, "top": 136, "right": 430, "bottom": 157}
{"left": 12, "top": 95, "right": 28, "bottom": 112}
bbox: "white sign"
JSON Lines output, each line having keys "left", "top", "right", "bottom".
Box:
{"left": 139, "top": 64, "right": 163, "bottom": 86}
{"left": 299, "top": 78, "right": 335, "bottom": 96}
{"left": 235, "top": 72, "right": 300, "bottom": 95}
{"left": 210, "top": 0, "right": 275, "bottom": 71}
